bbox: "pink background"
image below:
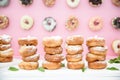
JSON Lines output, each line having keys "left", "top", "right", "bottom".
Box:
{"left": 0, "top": 0, "right": 120, "bottom": 59}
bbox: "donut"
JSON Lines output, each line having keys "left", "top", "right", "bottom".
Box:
{"left": 19, "top": 61, "right": 39, "bottom": 70}
{"left": 0, "top": 44, "right": 11, "bottom": 51}
{"left": 66, "top": 0, "right": 80, "bottom": 8}
{"left": 89, "top": 46, "right": 107, "bottom": 56}
{"left": 66, "top": 35, "right": 84, "bottom": 45}
{"left": 20, "top": 15, "right": 34, "bottom": 30}
{"left": 67, "top": 61, "right": 84, "bottom": 69}
{"left": 66, "top": 45, "right": 83, "bottom": 55}
{"left": 0, "top": 48, "right": 14, "bottom": 57}
{"left": 0, "top": 0, "right": 10, "bottom": 7}
{"left": 22, "top": 54, "right": 39, "bottom": 62}
{"left": 42, "top": 17, "right": 56, "bottom": 32}
{"left": 0, "top": 56, "right": 13, "bottom": 62}
{"left": 111, "top": 0, "right": 120, "bottom": 7}
{"left": 112, "top": 17, "right": 120, "bottom": 29}
{"left": 42, "top": 61, "right": 61, "bottom": 70}
{"left": 19, "top": 45, "right": 37, "bottom": 57}
{"left": 86, "top": 53, "right": 106, "bottom": 62}
{"left": 0, "top": 34, "right": 12, "bottom": 44}
{"left": 0, "top": 15, "right": 9, "bottom": 29}
{"left": 88, "top": 61, "right": 107, "bottom": 69}
{"left": 19, "top": 0, "right": 33, "bottom": 6}
{"left": 66, "top": 54, "right": 82, "bottom": 62}
{"left": 86, "top": 36, "right": 105, "bottom": 47}
{"left": 45, "top": 54, "right": 64, "bottom": 62}
{"left": 44, "top": 46, "right": 63, "bottom": 54}
{"left": 42, "top": 0, "right": 56, "bottom": 7}
{"left": 89, "top": 0, "right": 102, "bottom": 7}
{"left": 43, "top": 36, "right": 63, "bottom": 47}
{"left": 112, "top": 40, "right": 120, "bottom": 55}
{"left": 89, "top": 16, "right": 103, "bottom": 31}
{"left": 65, "top": 16, "right": 79, "bottom": 31}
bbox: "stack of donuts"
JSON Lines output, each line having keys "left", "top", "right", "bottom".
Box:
{"left": 66, "top": 35, "right": 84, "bottom": 69}
{"left": 86, "top": 36, "right": 107, "bottom": 69}
{"left": 18, "top": 36, "right": 39, "bottom": 70}
{"left": 0, "top": 34, "right": 14, "bottom": 62}
{"left": 42, "top": 36, "right": 64, "bottom": 70}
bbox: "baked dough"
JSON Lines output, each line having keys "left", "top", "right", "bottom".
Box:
{"left": 66, "top": 54, "right": 82, "bottom": 62}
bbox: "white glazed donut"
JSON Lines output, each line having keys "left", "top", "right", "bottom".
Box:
{"left": 66, "top": 0, "right": 80, "bottom": 8}
{"left": 112, "top": 40, "right": 120, "bottom": 55}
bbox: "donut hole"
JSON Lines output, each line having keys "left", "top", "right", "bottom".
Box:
{"left": 94, "top": 21, "right": 99, "bottom": 26}
{"left": 47, "top": 20, "right": 51, "bottom": 26}
{"left": 117, "top": 44, "right": 120, "bottom": 48}
{"left": 24, "top": 20, "right": 29, "bottom": 24}
{"left": 71, "top": 0, "right": 75, "bottom": 2}
{"left": 0, "top": 19, "right": 3, "bottom": 24}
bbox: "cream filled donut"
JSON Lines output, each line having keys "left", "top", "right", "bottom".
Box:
{"left": 66, "top": 0, "right": 80, "bottom": 8}
{"left": 66, "top": 54, "right": 82, "bottom": 62}
{"left": 0, "top": 48, "right": 14, "bottom": 57}
{"left": 43, "top": 17, "right": 56, "bottom": 32}
{"left": 0, "top": 0, "right": 10, "bottom": 7}
{"left": 112, "top": 40, "right": 120, "bottom": 55}
{"left": 0, "top": 44, "right": 11, "bottom": 51}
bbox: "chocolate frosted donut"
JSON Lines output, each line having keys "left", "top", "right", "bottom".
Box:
{"left": 112, "top": 17, "right": 120, "bottom": 29}
{"left": 20, "top": 0, "right": 33, "bottom": 6}
{"left": 89, "top": 0, "right": 102, "bottom": 7}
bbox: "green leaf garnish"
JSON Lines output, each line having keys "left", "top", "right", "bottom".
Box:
{"left": 108, "top": 57, "right": 120, "bottom": 64}
{"left": 82, "top": 67, "right": 86, "bottom": 72}
{"left": 38, "top": 67, "right": 45, "bottom": 72}
{"left": 61, "top": 63, "right": 65, "bottom": 67}
{"left": 8, "top": 67, "right": 19, "bottom": 71}
{"left": 107, "top": 67, "right": 119, "bottom": 71}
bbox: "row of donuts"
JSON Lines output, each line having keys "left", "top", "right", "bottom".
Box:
{"left": 0, "top": 15, "right": 120, "bottom": 31}
{"left": 0, "top": 0, "right": 120, "bottom": 8}
{"left": 0, "top": 34, "right": 120, "bottom": 70}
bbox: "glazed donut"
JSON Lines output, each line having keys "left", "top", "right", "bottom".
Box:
{"left": 88, "top": 61, "right": 107, "bottom": 69}
{"left": 0, "top": 15, "right": 9, "bottom": 29}
{"left": 0, "top": 48, "right": 14, "bottom": 57}
{"left": 0, "top": 34, "right": 12, "bottom": 44}
{"left": 19, "top": 61, "right": 39, "bottom": 70}
{"left": 66, "top": 45, "right": 83, "bottom": 55}
{"left": 112, "top": 40, "right": 120, "bottom": 55}
{"left": 0, "top": 56, "right": 13, "bottom": 62}
{"left": 22, "top": 54, "right": 39, "bottom": 62}
{"left": 86, "top": 36, "right": 105, "bottom": 47}
{"left": 0, "top": 44, "right": 11, "bottom": 51}
{"left": 0, "top": 0, "right": 10, "bottom": 7}
{"left": 66, "top": 54, "right": 82, "bottom": 62}
{"left": 111, "top": 0, "right": 120, "bottom": 7}
{"left": 67, "top": 61, "right": 84, "bottom": 69}
{"left": 66, "top": 35, "right": 84, "bottom": 45}
{"left": 86, "top": 53, "right": 106, "bottom": 62}
{"left": 89, "top": 16, "right": 103, "bottom": 31}
{"left": 42, "top": 17, "right": 56, "bottom": 32}
{"left": 65, "top": 16, "right": 79, "bottom": 31}
{"left": 42, "top": 0, "right": 56, "bottom": 7}
{"left": 45, "top": 54, "right": 64, "bottom": 62}
{"left": 44, "top": 46, "right": 63, "bottom": 54}
{"left": 66, "top": 0, "right": 80, "bottom": 8}
{"left": 43, "top": 36, "right": 63, "bottom": 47}
{"left": 42, "top": 61, "right": 61, "bottom": 70}
{"left": 19, "top": 0, "right": 33, "bottom": 6}
{"left": 89, "top": 0, "right": 102, "bottom": 7}
{"left": 19, "top": 45, "right": 37, "bottom": 57}
{"left": 20, "top": 15, "right": 34, "bottom": 30}
{"left": 112, "top": 17, "right": 120, "bottom": 29}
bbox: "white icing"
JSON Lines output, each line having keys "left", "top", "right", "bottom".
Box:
{"left": 92, "top": 46, "right": 107, "bottom": 51}
{"left": 67, "top": 0, "right": 80, "bottom": 8}
{"left": 87, "top": 35, "right": 104, "bottom": 41}
{"left": 0, "top": 34, "right": 11, "bottom": 43}
{"left": 67, "top": 45, "right": 83, "bottom": 51}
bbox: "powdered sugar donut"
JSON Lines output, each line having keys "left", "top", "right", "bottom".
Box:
{"left": 112, "top": 40, "right": 120, "bottom": 56}
{"left": 0, "top": 34, "right": 12, "bottom": 44}
{"left": 66, "top": 0, "right": 80, "bottom": 8}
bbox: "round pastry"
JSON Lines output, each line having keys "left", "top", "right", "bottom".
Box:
{"left": 0, "top": 48, "right": 14, "bottom": 57}
{"left": 66, "top": 54, "right": 82, "bottom": 62}
{"left": 86, "top": 36, "right": 105, "bottom": 47}
{"left": 42, "top": 17, "right": 56, "bottom": 32}
{"left": 0, "top": 0, "right": 10, "bottom": 7}
{"left": 0, "top": 15, "right": 9, "bottom": 29}
{"left": 66, "top": 35, "right": 84, "bottom": 45}
{"left": 19, "top": 45, "right": 37, "bottom": 57}
{"left": 22, "top": 54, "right": 39, "bottom": 62}
{"left": 86, "top": 53, "right": 106, "bottom": 62}
{"left": 0, "top": 56, "right": 13, "bottom": 62}
{"left": 89, "top": 0, "right": 102, "bottom": 7}
{"left": 19, "top": 0, "right": 33, "bottom": 6}
{"left": 0, "top": 34, "right": 12, "bottom": 44}
{"left": 43, "top": 36, "right": 63, "bottom": 47}
{"left": 66, "top": 0, "right": 80, "bottom": 8}
{"left": 112, "top": 17, "right": 120, "bottom": 29}
{"left": 0, "top": 44, "right": 11, "bottom": 51}
{"left": 88, "top": 61, "right": 107, "bottom": 69}
{"left": 111, "top": 0, "right": 120, "bottom": 7}
{"left": 67, "top": 61, "right": 84, "bottom": 69}
{"left": 44, "top": 46, "right": 62, "bottom": 54}
{"left": 66, "top": 45, "right": 83, "bottom": 55}
{"left": 42, "top": 0, "right": 56, "bottom": 7}
{"left": 19, "top": 61, "right": 39, "bottom": 70}
{"left": 45, "top": 54, "right": 64, "bottom": 62}
{"left": 65, "top": 16, "right": 79, "bottom": 31}
{"left": 89, "top": 16, "right": 103, "bottom": 31}
{"left": 20, "top": 15, "right": 34, "bottom": 30}
{"left": 42, "top": 61, "right": 61, "bottom": 70}
{"left": 112, "top": 40, "right": 120, "bottom": 55}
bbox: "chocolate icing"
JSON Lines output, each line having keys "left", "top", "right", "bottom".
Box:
{"left": 89, "top": 0, "right": 102, "bottom": 5}
{"left": 20, "top": 0, "right": 33, "bottom": 6}
{"left": 113, "top": 17, "right": 120, "bottom": 29}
